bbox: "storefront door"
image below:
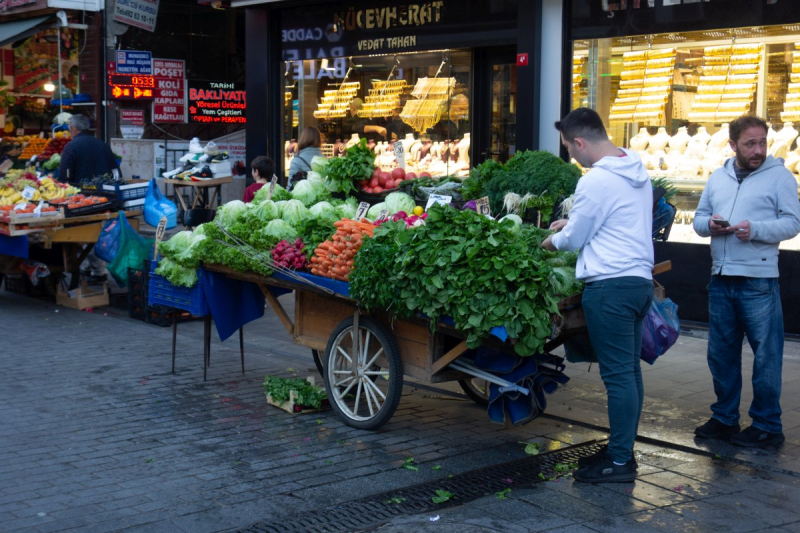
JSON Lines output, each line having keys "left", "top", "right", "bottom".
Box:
{"left": 473, "top": 46, "right": 517, "bottom": 165}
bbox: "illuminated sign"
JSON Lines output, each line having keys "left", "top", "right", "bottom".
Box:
{"left": 188, "top": 81, "right": 246, "bottom": 124}
{"left": 108, "top": 74, "right": 155, "bottom": 100}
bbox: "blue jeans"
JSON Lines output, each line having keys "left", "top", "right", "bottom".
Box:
{"left": 707, "top": 276, "right": 784, "bottom": 434}
{"left": 582, "top": 276, "right": 654, "bottom": 464}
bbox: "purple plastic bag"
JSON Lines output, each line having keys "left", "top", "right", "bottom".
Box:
{"left": 640, "top": 297, "right": 680, "bottom": 365}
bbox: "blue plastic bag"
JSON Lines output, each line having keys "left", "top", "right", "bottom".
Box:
{"left": 94, "top": 214, "right": 124, "bottom": 263}
{"left": 144, "top": 179, "right": 178, "bottom": 229}
{"left": 640, "top": 297, "right": 680, "bottom": 365}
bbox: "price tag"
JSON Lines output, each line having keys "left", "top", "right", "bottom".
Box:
{"left": 266, "top": 174, "right": 278, "bottom": 200}
{"left": 425, "top": 194, "right": 452, "bottom": 210}
{"left": 21, "top": 186, "right": 36, "bottom": 200}
{"left": 377, "top": 209, "right": 389, "bottom": 222}
{"left": 154, "top": 217, "right": 167, "bottom": 261}
{"left": 475, "top": 196, "right": 492, "bottom": 217}
{"left": 33, "top": 200, "right": 43, "bottom": 218}
{"left": 355, "top": 201, "right": 370, "bottom": 221}
{"left": 392, "top": 141, "right": 405, "bottom": 170}
{"left": 13, "top": 203, "right": 26, "bottom": 211}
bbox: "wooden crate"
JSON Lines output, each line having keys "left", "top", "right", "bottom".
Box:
{"left": 56, "top": 281, "right": 109, "bottom": 310}
{"left": 0, "top": 210, "right": 63, "bottom": 236}
{"left": 265, "top": 376, "right": 331, "bottom": 415}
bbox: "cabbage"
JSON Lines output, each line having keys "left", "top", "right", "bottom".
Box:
{"left": 309, "top": 201, "right": 338, "bottom": 222}
{"left": 217, "top": 200, "right": 248, "bottom": 228}
{"left": 252, "top": 199, "right": 280, "bottom": 222}
{"left": 336, "top": 202, "right": 356, "bottom": 220}
{"left": 385, "top": 192, "right": 415, "bottom": 215}
{"left": 367, "top": 202, "right": 387, "bottom": 220}
{"left": 280, "top": 199, "right": 310, "bottom": 226}
{"left": 262, "top": 219, "right": 298, "bottom": 240}
{"left": 310, "top": 156, "right": 329, "bottom": 175}
{"left": 253, "top": 183, "right": 291, "bottom": 204}
{"left": 291, "top": 180, "right": 320, "bottom": 207}
{"left": 155, "top": 257, "right": 198, "bottom": 288}
{"left": 158, "top": 230, "right": 193, "bottom": 258}
{"left": 306, "top": 171, "right": 324, "bottom": 184}
{"left": 499, "top": 214, "right": 523, "bottom": 235}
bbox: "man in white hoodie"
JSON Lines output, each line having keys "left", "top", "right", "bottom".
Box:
{"left": 693, "top": 115, "right": 800, "bottom": 448}
{"left": 543, "top": 108, "right": 654, "bottom": 483}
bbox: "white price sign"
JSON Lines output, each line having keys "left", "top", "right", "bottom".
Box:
{"left": 392, "top": 141, "right": 405, "bottom": 170}
{"left": 21, "top": 186, "right": 36, "bottom": 200}
{"left": 355, "top": 202, "right": 370, "bottom": 221}
{"left": 425, "top": 194, "right": 452, "bottom": 210}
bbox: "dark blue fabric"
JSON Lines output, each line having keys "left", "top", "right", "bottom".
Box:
{"left": 58, "top": 131, "right": 118, "bottom": 183}
{"left": 0, "top": 234, "right": 28, "bottom": 258}
{"left": 199, "top": 268, "right": 265, "bottom": 342}
{"left": 272, "top": 271, "right": 350, "bottom": 297}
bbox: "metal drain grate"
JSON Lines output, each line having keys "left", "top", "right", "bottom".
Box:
{"left": 237, "top": 440, "right": 605, "bottom": 533}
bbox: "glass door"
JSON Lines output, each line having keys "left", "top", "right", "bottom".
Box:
{"left": 473, "top": 47, "right": 517, "bottom": 165}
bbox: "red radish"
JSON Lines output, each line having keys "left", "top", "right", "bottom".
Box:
{"left": 372, "top": 168, "right": 382, "bottom": 180}
{"left": 364, "top": 187, "right": 373, "bottom": 193}
{"left": 373, "top": 186, "right": 383, "bottom": 193}
{"left": 391, "top": 167, "right": 406, "bottom": 182}
{"left": 405, "top": 172, "right": 417, "bottom": 180}
{"left": 419, "top": 172, "right": 431, "bottom": 178}
{"left": 369, "top": 177, "right": 379, "bottom": 188}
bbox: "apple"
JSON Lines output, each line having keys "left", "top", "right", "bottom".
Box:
{"left": 405, "top": 172, "right": 417, "bottom": 180}
{"left": 378, "top": 172, "right": 390, "bottom": 187}
{"left": 391, "top": 167, "right": 406, "bottom": 182}
{"left": 419, "top": 172, "right": 431, "bottom": 178}
{"left": 369, "top": 177, "right": 379, "bottom": 188}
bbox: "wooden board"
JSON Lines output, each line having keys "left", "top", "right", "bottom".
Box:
{"left": 56, "top": 282, "right": 109, "bottom": 309}
{"left": 294, "top": 290, "right": 357, "bottom": 349}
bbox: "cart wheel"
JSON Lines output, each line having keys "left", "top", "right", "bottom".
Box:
{"left": 323, "top": 316, "right": 403, "bottom": 430}
{"left": 458, "top": 378, "right": 491, "bottom": 406}
{"left": 311, "top": 349, "right": 324, "bottom": 376}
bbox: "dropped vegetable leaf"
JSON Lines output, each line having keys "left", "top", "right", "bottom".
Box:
{"left": 385, "top": 497, "right": 406, "bottom": 504}
{"left": 432, "top": 465, "right": 442, "bottom": 470}
{"left": 432, "top": 489, "right": 454, "bottom": 504}
{"left": 521, "top": 441, "right": 541, "bottom": 456}
{"left": 145, "top": 458, "right": 155, "bottom": 463}
{"left": 316, "top": 419, "right": 324, "bottom": 425}
{"left": 495, "top": 488, "right": 512, "bottom": 499}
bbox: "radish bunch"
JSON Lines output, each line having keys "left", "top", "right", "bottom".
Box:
{"left": 272, "top": 239, "right": 307, "bottom": 270}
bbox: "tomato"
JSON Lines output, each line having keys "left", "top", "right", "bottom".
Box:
{"left": 391, "top": 167, "right": 406, "bottom": 182}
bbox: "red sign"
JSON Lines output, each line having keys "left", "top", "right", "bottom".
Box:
{"left": 107, "top": 62, "right": 116, "bottom": 72}
{"left": 120, "top": 109, "right": 145, "bottom": 126}
{"left": 152, "top": 58, "right": 186, "bottom": 123}
{"left": 108, "top": 74, "right": 155, "bottom": 100}
{"left": 516, "top": 53, "right": 528, "bottom": 67}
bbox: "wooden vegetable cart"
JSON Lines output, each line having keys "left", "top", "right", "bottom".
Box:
{"left": 204, "top": 261, "right": 670, "bottom": 430}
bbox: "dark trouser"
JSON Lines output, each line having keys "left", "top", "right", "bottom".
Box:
{"left": 582, "top": 276, "right": 654, "bottom": 463}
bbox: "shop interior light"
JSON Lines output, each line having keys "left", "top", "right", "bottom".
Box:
{"left": 44, "top": 82, "right": 55, "bottom": 92}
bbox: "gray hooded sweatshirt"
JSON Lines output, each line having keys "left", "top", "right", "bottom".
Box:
{"left": 693, "top": 155, "right": 800, "bottom": 278}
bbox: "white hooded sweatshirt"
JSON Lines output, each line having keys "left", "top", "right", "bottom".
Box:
{"left": 551, "top": 148, "right": 654, "bottom": 282}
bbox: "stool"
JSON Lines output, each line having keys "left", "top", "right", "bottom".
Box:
{"left": 171, "top": 313, "right": 244, "bottom": 381}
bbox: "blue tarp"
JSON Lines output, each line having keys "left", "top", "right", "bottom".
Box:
{"left": 0, "top": 234, "right": 28, "bottom": 259}
{"left": 199, "top": 268, "right": 265, "bottom": 342}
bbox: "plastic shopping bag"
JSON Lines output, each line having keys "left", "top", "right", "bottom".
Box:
{"left": 107, "top": 214, "right": 154, "bottom": 287}
{"left": 94, "top": 214, "right": 124, "bottom": 263}
{"left": 144, "top": 179, "right": 178, "bottom": 229}
{"left": 640, "top": 296, "right": 680, "bottom": 365}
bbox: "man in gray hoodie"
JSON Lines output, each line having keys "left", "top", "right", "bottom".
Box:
{"left": 544, "top": 108, "right": 654, "bottom": 483}
{"left": 693, "top": 115, "right": 800, "bottom": 447}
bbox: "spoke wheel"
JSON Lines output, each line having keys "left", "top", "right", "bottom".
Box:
{"left": 323, "top": 316, "right": 403, "bottom": 430}
{"left": 458, "top": 378, "right": 491, "bottom": 406}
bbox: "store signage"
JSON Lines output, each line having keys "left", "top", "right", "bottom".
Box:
{"left": 115, "top": 50, "right": 153, "bottom": 75}
{"left": 0, "top": 0, "right": 40, "bottom": 13}
{"left": 516, "top": 53, "right": 528, "bottom": 67}
{"left": 108, "top": 74, "right": 155, "bottom": 100}
{"left": 114, "top": 0, "right": 161, "bottom": 33}
{"left": 152, "top": 58, "right": 187, "bottom": 123}
{"left": 188, "top": 82, "right": 246, "bottom": 124}
{"left": 602, "top": 0, "right": 781, "bottom": 11}
{"left": 120, "top": 108, "right": 145, "bottom": 139}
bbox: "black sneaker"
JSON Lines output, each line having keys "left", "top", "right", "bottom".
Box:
{"left": 211, "top": 151, "right": 229, "bottom": 163}
{"left": 695, "top": 418, "right": 740, "bottom": 440}
{"left": 573, "top": 455, "right": 637, "bottom": 484}
{"left": 730, "top": 425, "right": 785, "bottom": 448}
{"left": 190, "top": 165, "right": 213, "bottom": 181}
{"left": 578, "top": 445, "right": 638, "bottom": 470}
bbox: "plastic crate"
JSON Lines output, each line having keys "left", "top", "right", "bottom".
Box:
{"left": 102, "top": 180, "right": 149, "bottom": 202}
{"left": 144, "top": 305, "right": 195, "bottom": 327}
{"left": 127, "top": 267, "right": 146, "bottom": 295}
{"left": 148, "top": 262, "right": 207, "bottom": 316}
{"left": 2, "top": 274, "right": 28, "bottom": 295}
{"left": 60, "top": 192, "right": 120, "bottom": 218}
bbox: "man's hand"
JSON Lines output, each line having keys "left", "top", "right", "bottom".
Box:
{"left": 541, "top": 235, "right": 556, "bottom": 251}
{"left": 709, "top": 215, "right": 733, "bottom": 236}
{"left": 549, "top": 219, "right": 568, "bottom": 231}
{"left": 541, "top": 219, "right": 566, "bottom": 251}
{"left": 730, "top": 220, "right": 751, "bottom": 241}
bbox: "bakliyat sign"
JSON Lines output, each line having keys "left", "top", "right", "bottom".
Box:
{"left": 187, "top": 81, "right": 246, "bottom": 124}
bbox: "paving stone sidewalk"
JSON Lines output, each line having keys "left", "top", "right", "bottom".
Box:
{"left": 1, "top": 289, "right": 799, "bottom": 533}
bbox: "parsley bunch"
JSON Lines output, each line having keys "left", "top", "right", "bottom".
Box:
{"left": 324, "top": 138, "right": 376, "bottom": 194}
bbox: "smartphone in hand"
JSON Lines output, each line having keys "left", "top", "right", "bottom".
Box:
{"left": 713, "top": 218, "right": 730, "bottom": 227}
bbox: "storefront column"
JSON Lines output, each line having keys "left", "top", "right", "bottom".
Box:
{"left": 538, "top": 0, "right": 563, "bottom": 155}
{"left": 515, "top": 0, "right": 542, "bottom": 152}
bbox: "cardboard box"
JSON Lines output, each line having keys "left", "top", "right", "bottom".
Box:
{"left": 56, "top": 281, "right": 109, "bottom": 310}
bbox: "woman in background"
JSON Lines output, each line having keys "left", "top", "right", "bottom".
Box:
{"left": 287, "top": 126, "right": 323, "bottom": 190}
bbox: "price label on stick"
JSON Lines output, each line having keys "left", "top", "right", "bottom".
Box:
{"left": 425, "top": 194, "right": 452, "bottom": 210}
{"left": 266, "top": 174, "right": 278, "bottom": 200}
{"left": 21, "top": 186, "right": 36, "bottom": 201}
{"left": 33, "top": 200, "right": 43, "bottom": 218}
{"left": 475, "top": 196, "right": 492, "bottom": 218}
{"left": 393, "top": 141, "right": 406, "bottom": 170}
{"left": 377, "top": 209, "right": 389, "bottom": 222}
{"left": 154, "top": 217, "right": 167, "bottom": 261}
{"left": 355, "top": 201, "right": 370, "bottom": 221}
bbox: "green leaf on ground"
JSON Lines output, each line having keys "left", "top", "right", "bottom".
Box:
{"left": 495, "top": 488, "right": 512, "bottom": 499}
{"left": 432, "top": 489, "right": 454, "bottom": 504}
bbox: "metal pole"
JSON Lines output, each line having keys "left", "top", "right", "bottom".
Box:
{"left": 57, "top": 29, "right": 63, "bottom": 116}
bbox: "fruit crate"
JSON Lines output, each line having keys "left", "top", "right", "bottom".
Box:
{"left": 58, "top": 192, "right": 120, "bottom": 218}
{"left": 148, "top": 262, "right": 208, "bottom": 316}
{"left": 0, "top": 209, "right": 63, "bottom": 236}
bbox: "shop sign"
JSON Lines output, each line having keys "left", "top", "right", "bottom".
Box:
{"left": 114, "top": 0, "right": 161, "bottom": 33}
{"left": 120, "top": 109, "right": 145, "bottom": 140}
{"left": 108, "top": 74, "right": 155, "bottom": 100}
{"left": 0, "top": 0, "right": 41, "bottom": 13}
{"left": 187, "top": 81, "right": 246, "bottom": 124}
{"left": 116, "top": 50, "right": 152, "bottom": 75}
{"left": 152, "top": 58, "right": 186, "bottom": 124}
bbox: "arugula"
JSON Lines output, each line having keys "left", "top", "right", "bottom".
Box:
{"left": 325, "top": 138, "right": 376, "bottom": 194}
{"left": 349, "top": 206, "right": 580, "bottom": 356}
{"left": 263, "top": 375, "right": 327, "bottom": 409}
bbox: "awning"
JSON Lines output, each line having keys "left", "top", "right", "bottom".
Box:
{"left": 0, "top": 16, "right": 55, "bottom": 48}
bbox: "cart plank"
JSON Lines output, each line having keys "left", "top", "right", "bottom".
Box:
{"left": 430, "top": 340, "right": 469, "bottom": 375}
